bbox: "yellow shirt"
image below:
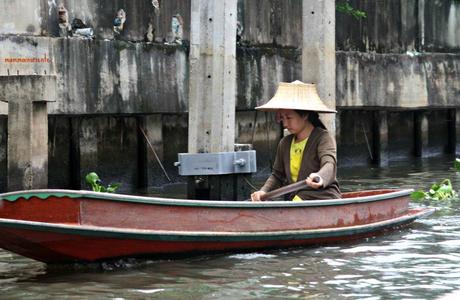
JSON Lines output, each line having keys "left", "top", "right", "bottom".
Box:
{"left": 290, "top": 137, "right": 308, "bottom": 201}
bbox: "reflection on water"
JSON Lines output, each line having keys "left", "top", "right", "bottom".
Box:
{"left": 2, "top": 156, "right": 460, "bottom": 299}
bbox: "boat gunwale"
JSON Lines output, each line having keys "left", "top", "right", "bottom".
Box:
{"left": 0, "top": 208, "right": 434, "bottom": 242}
{"left": 0, "top": 188, "right": 414, "bottom": 208}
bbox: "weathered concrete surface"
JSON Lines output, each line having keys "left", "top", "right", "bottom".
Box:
{"left": 235, "top": 111, "right": 282, "bottom": 175}
{"left": 0, "top": 75, "right": 56, "bottom": 191}
{"left": 426, "top": 110, "right": 450, "bottom": 157}
{"left": 0, "top": 36, "right": 188, "bottom": 114}
{"left": 2, "top": 35, "right": 459, "bottom": 113}
{"left": 336, "top": 110, "right": 374, "bottom": 166}
{"left": 388, "top": 111, "right": 416, "bottom": 161}
{"left": 337, "top": 0, "right": 460, "bottom": 53}
{"left": 236, "top": 46, "right": 300, "bottom": 110}
{"left": 140, "top": 114, "right": 164, "bottom": 187}
{"left": 0, "top": 0, "right": 42, "bottom": 35}
{"left": 336, "top": 51, "right": 460, "bottom": 108}
{"left": 420, "top": 0, "right": 460, "bottom": 52}
{"left": 336, "top": 0, "right": 419, "bottom": 53}
{"left": 0, "top": 0, "right": 458, "bottom": 190}
{"left": 187, "top": 0, "right": 242, "bottom": 201}
{"left": 336, "top": 109, "right": 453, "bottom": 166}
{"left": 456, "top": 110, "right": 460, "bottom": 156}
{"left": 237, "top": 0, "right": 460, "bottom": 52}
{"left": 0, "top": 108, "right": 456, "bottom": 191}
{"left": 238, "top": 0, "right": 302, "bottom": 47}
{"left": 5, "top": 0, "right": 456, "bottom": 52}
{"left": 48, "top": 116, "right": 72, "bottom": 189}
{"left": 78, "top": 117, "right": 139, "bottom": 192}
{"left": 40, "top": 0, "right": 191, "bottom": 42}
{"left": 188, "top": 0, "right": 237, "bottom": 153}
{"left": 302, "top": 0, "right": 336, "bottom": 133}
{"left": 46, "top": 114, "right": 188, "bottom": 192}
{"left": 0, "top": 117, "right": 7, "bottom": 191}
{"left": 373, "top": 111, "right": 389, "bottom": 166}
{"left": 162, "top": 114, "right": 188, "bottom": 182}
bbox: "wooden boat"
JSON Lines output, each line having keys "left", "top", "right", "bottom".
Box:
{"left": 0, "top": 188, "right": 433, "bottom": 263}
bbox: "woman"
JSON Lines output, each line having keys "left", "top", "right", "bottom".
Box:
{"left": 251, "top": 80, "right": 341, "bottom": 201}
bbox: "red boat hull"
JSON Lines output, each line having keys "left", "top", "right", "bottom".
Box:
{"left": 0, "top": 189, "right": 434, "bottom": 263}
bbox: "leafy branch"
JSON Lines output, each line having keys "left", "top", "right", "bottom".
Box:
{"left": 336, "top": 1, "right": 367, "bottom": 20}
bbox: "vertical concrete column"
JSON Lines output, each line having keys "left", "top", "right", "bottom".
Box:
{"left": 188, "top": 0, "right": 238, "bottom": 200}
{"left": 79, "top": 118, "right": 99, "bottom": 188}
{"left": 137, "top": 115, "right": 164, "bottom": 188}
{"left": 302, "top": 0, "right": 336, "bottom": 135}
{"left": 456, "top": 110, "right": 460, "bottom": 155}
{"left": 414, "top": 110, "right": 429, "bottom": 158}
{"left": 69, "top": 117, "right": 81, "bottom": 189}
{"left": 0, "top": 75, "right": 56, "bottom": 191}
{"left": 372, "top": 111, "right": 389, "bottom": 166}
{"left": 188, "top": 0, "right": 237, "bottom": 153}
{"left": 447, "top": 109, "right": 456, "bottom": 154}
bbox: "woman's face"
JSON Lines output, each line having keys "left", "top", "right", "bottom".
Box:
{"left": 278, "top": 109, "right": 309, "bottom": 135}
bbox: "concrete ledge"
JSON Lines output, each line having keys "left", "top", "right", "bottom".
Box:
{"left": 0, "top": 75, "right": 57, "bottom": 102}
{"left": 337, "top": 51, "right": 460, "bottom": 108}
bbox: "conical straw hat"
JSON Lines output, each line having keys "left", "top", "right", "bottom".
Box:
{"left": 255, "top": 80, "right": 336, "bottom": 113}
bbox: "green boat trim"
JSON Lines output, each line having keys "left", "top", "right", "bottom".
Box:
{"left": 0, "top": 188, "right": 414, "bottom": 208}
{"left": 0, "top": 191, "right": 82, "bottom": 202}
{"left": 0, "top": 208, "right": 434, "bottom": 242}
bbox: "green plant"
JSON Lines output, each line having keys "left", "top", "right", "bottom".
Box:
{"left": 411, "top": 179, "right": 457, "bottom": 202}
{"left": 411, "top": 159, "right": 460, "bottom": 202}
{"left": 455, "top": 158, "right": 460, "bottom": 172}
{"left": 85, "top": 172, "right": 120, "bottom": 193}
{"left": 336, "top": 1, "right": 367, "bottom": 20}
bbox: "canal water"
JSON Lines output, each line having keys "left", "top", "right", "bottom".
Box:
{"left": 1, "top": 156, "right": 460, "bottom": 299}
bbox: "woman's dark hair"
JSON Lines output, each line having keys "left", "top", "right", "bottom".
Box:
{"left": 294, "top": 110, "right": 327, "bottom": 130}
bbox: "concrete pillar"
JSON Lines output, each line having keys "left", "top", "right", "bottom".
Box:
{"left": 456, "top": 110, "right": 460, "bottom": 156}
{"left": 137, "top": 117, "right": 149, "bottom": 190}
{"left": 414, "top": 110, "right": 429, "bottom": 158}
{"left": 447, "top": 109, "right": 456, "bottom": 154}
{"left": 302, "top": 0, "right": 336, "bottom": 135}
{"left": 188, "top": 0, "right": 237, "bottom": 153}
{"left": 372, "top": 111, "right": 389, "bottom": 166}
{"left": 137, "top": 115, "right": 164, "bottom": 188}
{"left": 188, "top": 0, "right": 238, "bottom": 200}
{"left": 69, "top": 117, "right": 81, "bottom": 189}
{"left": 0, "top": 75, "right": 56, "bottom": 191}
{"left": 79, "top": 118, "right": 99, "bottom": 188}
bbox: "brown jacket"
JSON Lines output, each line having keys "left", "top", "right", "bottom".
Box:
{"left": 260, "top": 127, "right": 341, "bottom": 200}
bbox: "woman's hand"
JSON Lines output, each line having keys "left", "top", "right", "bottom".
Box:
{"left": 251, "top": 191, "right": 266, "bottom": 202}
{"left": 306, "top": 173, "right": 323, "bottom": 189}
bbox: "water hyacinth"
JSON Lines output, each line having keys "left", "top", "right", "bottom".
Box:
{"left": 411, "top": 179, "right": 457, "bottom": 202}
{"left": 411, "top": 159, "right": 460, "bottom": 202}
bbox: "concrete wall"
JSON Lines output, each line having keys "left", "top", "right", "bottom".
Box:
{"left": 1, "top": 1, "right": 459, "bottom": 112}
{"left": 336, "top": 0, "right": 460, "bottom": 53}
{"left": 45, "top": 112, "right": 276, "bottom": 192}
{"left": 0, "top": 1, "right": 460, "bottom": 191}
{"left": 4, "top": 0, "right": 191, "bottom": 42}
{"left": 0, "top": 0, "right": 42, "bottom": 35}
{"left": 0, "top": 36, "right": 301, "bottom": 114}
{"left": 0, "top": 36, "right": 188, "bottom": 115}
{"left": 336, "top": 52, "right": 460, "bottom": 108}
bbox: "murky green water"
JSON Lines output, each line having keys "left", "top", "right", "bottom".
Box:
{"left": 1, "top": 156, "right": 460, "bottom": 299}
